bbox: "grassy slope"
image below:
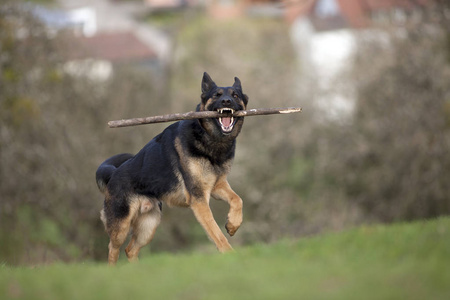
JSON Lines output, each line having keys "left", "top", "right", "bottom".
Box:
{"left": 1, "top": 217, "right": 449, "bottom": 300}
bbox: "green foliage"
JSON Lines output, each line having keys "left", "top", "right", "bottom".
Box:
{"left": 2, "top": 96, "right": 41, "bottom": 126}
{"left": 0, "top": 218, "right": 449, "bottom": 300}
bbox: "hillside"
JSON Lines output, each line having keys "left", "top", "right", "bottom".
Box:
{"left": 1, "top": 217, "right": 449, "bottom": 300}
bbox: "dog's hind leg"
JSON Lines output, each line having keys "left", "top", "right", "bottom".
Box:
{"left": 103, "top": 199, "right": 141, "bottom": 265}
{"left": 212, "top": 176, "right": 243, "bottom": 237}
{"left": 125, "top": 201, "right": 162, "bottom": 262}
{"left": 190, "top": 200, "right": 233, "bottom": 253}
{"left": 107, "top": 218, "right": 132, "bottom": 265}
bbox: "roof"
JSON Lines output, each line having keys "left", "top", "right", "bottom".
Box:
{"left": 363, "top": 0, "right": 431, "bottom": 11}
{"left": 68, "top": 32, "right": 157, "bottom": 63}
{"left": 286, "top": 0, "right": 434, "bottom": 28}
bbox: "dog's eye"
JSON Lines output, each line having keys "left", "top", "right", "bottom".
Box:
{"left": 215, "top": 92, "right": 222, "bottom": 97}
{"left": 233, "top": 94, "right": 238, "bottom": 99}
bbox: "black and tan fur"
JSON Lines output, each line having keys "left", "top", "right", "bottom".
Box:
{"left": 96, "top": 73, "right": 248, "bottom": 264}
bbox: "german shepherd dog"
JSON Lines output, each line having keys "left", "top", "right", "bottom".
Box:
{"left": 96, "top": 73, "right": 248, "bottom": 264}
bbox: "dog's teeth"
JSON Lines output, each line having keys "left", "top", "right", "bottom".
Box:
{"left": 217, "top": 108, "right": 235, "bottom": 115}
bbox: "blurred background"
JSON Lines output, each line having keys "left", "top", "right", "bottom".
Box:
{"left": 1, "top": 0, "right": 449, "bottom": 265}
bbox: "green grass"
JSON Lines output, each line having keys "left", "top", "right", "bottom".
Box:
{"left": 1, "top": 217, "right": 449, "bottom": 300}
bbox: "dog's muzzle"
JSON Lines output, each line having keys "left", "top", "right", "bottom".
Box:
{"left": 217, "top": 108, "right": 235, "bottom": 134}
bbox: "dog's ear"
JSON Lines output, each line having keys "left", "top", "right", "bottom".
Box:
{"left": 202, "top": 72, "right": 217, "bottom": 94}
{"left": 232, "top": 77, "right": 242, "bottom": 91}
{"left": 233, "top": 76, "right": 248, "bottom": 106}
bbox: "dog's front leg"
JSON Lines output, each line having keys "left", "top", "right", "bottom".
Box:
{"left": 212, "top": 177, "right": 243, "bottom": 237}
{"left": 190, "top": 200, "right": 233, "bottom": 253}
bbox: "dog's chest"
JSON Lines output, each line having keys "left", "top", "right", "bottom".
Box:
{"left": 163, "top": 157, "right": 230, "bottom": 207}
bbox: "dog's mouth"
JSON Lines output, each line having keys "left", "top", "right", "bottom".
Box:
{"left": 216, "top": 108, "right": 235, "bottom": 134}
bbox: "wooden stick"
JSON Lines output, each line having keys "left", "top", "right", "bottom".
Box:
{"left": 108, "top": 107, "right": 302, "bottom": 128}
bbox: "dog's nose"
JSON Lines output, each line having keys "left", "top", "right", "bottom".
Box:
{"left": 221, "top": 99, "right": 232, "bottom": 106}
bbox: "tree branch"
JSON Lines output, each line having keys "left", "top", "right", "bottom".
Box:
{"left": 108, "top": 107, "right": 302, "bottom": 128}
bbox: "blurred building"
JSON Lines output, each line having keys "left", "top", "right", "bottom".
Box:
{"left": 32, "top": 5, "right": 97, "bottom": 37}
{"left": 31, "top": 1, "right": 162, "bottom": 81}
{"left": 64, "top": 32, "right": 158, "bottom": 81}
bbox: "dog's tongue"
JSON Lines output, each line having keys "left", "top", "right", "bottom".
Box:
{"left": 221, "top": 117, "right": 232, "bottom": 127}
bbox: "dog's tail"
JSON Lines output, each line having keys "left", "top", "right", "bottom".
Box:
{"left": 96, "top": 153, "right": 134, "bottom": 194}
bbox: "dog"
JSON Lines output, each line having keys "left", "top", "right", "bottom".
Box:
{"left": 96, "top": 72, "right": 248, "bottom": 264}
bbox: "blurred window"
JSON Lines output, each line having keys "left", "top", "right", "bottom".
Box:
{"left": 315, "top": 0, "right": 340, "bottom": 18}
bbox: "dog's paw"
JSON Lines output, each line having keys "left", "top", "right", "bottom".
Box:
{"left": 225, "top": 220, "right": 239, "bottom": 236}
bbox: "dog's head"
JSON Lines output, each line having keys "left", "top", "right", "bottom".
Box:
{"left": 198, "top": 72, "right": 248, "bottom": 138}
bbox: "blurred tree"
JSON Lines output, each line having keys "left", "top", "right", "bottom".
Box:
{"left": 307, "top": 1, "right": 450, "bottom": 222}
{"left": 0, "top": 3, "right": 164, "bottom": 264}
